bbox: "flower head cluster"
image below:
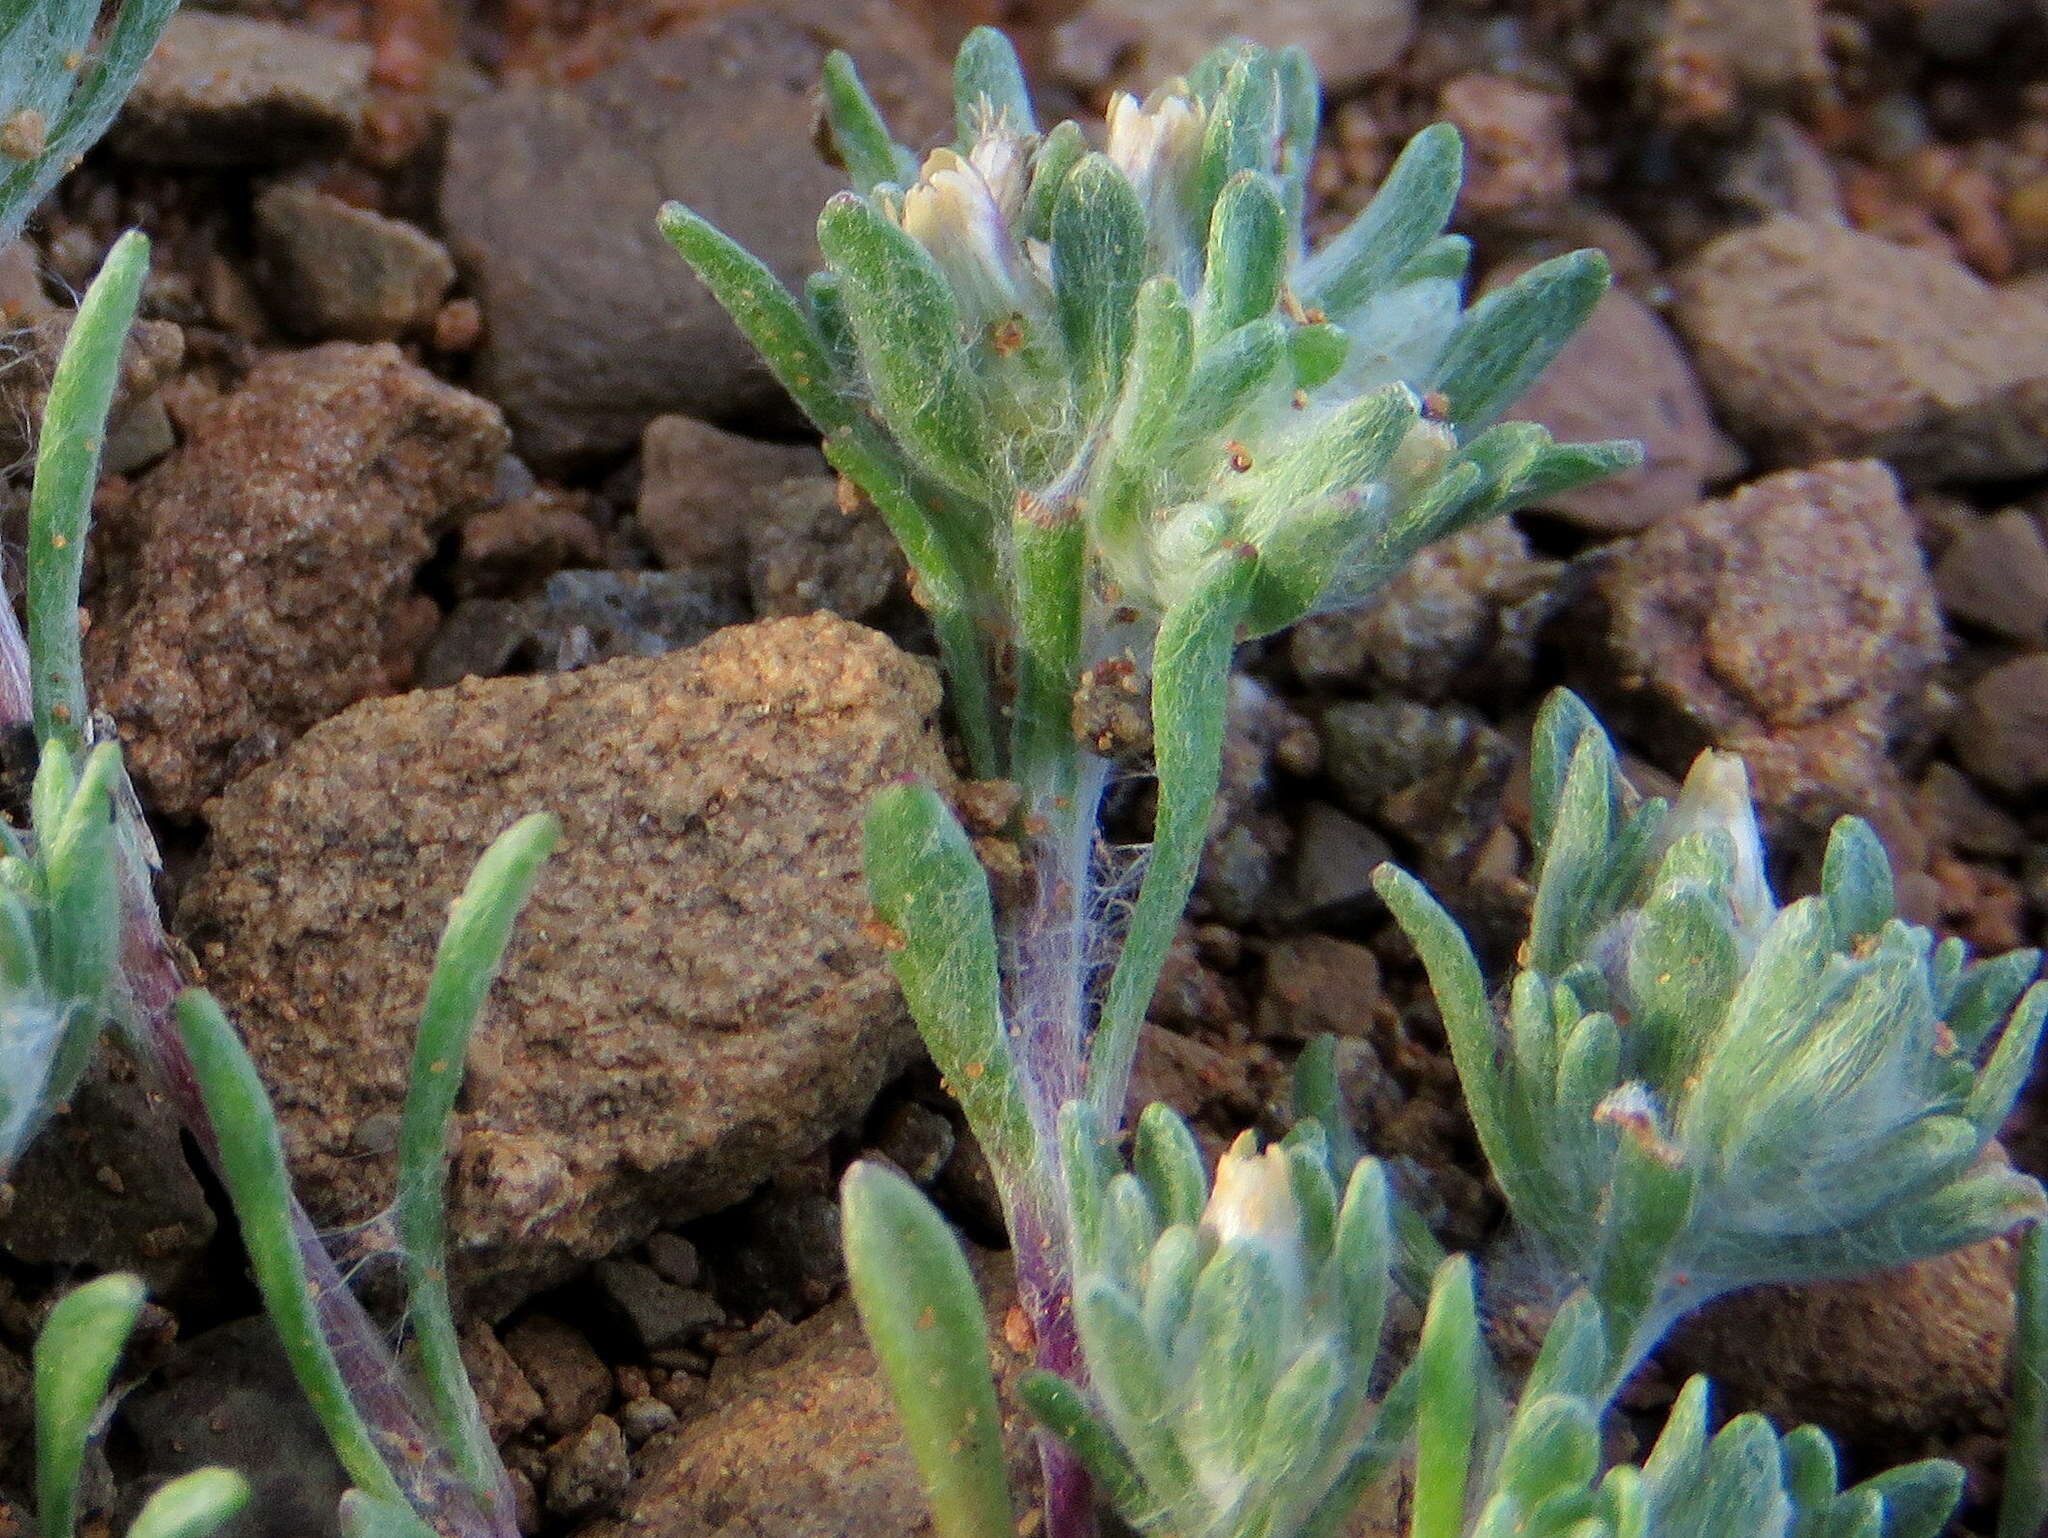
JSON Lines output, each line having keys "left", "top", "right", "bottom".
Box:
{"left": 1025, "top": 1103, "right": 1406, "bottom": 1538}
{"left": 1375, "top": 690, "right": 2048, "bottom": 1379}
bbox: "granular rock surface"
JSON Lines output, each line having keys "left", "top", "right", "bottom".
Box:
{"left": 86, "top": 342, "right": 507, "bottom": 817}
{"left": 179, "top": 615, "right": 948, "bottom": 1308}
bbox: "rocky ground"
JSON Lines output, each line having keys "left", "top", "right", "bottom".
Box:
{"left": 2, "top": 0, "right": 2047, "bottom": 1533}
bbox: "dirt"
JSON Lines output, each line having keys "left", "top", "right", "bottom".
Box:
{"left": 2, "top": 0, "right": 2047, "bottom": 1534}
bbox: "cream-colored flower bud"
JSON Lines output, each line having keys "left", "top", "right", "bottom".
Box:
{"left": 1201, "top": 1132, "right": 1300, "bottom": 1252}
{"left": 1665, "top": 750, "right": 1775, "bottom": 947}
{"left": 900, "top": 148, "right": 1024, "bottom": 329}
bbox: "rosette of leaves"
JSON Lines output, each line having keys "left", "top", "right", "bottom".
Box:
{"left": 1374, "top": 690, "right": 2048, "bottom": 1387}
{"left": 1, "top": 0, "right": 178, "bottom": 244}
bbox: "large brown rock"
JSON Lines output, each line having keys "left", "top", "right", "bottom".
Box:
{"left": 1674, "top": 217, "right": 2048, "bottom": 483}
{"left": 179, "top": 615, "right": 948, "bottom": 1308}
{"left": 438, "top": 4, "right": 950, "bottom": 472}
{"left": 87, "top": 343, "right": 507, "bottom": 818}
{"left": 1052, "top": 0, "right": 1415, "bottom": 93}
{"left": 1569, "top": 460, "right": 1946, "bottom": 845}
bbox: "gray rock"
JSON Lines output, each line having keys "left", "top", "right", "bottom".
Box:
{"left": 748, "top": 477, "right": 906, "bottom": 624}
{"left": 644, "top": 1232, "right": 703, "bottom": 1290}
{"left": 1320, "top": 699, "right": 1513, "bottom": 881}
{"left": 1053, "top": 0, "right": 1415, "bottom": 93}
{"left": 255, "top": 183, "right": 454, "bottom": 342}
{"left": 594, "top": 1259, "right": 724, "bottom": 1353}
{"left": 107, "top": 12, "right": 369, "bottom": 167}
{"left": 870, "top": 1099, "right": 955, "bottom": 1186}
{"left": 438, "top": 4, "right": 950, "bottom": 471}
{"left": 1932, "top": 506, "right": 2048, "bottom": 647}
{"left": 1953, "top": 654, "right": 2048, "bottom": 798}
{"left": 1505, "top": 285, "right": 1743, "bottom": 533}
{"left": 418, "top": 569, "right": 745, "bottom": 688}
{"left": 1674, "top": 217, "right": 2048, "bottom": 483}
{"left": 617, "top": 1396, "right": 679, "bottom": 1445}
{"left": 1278, "top": 799, "right": 1394, "bottom": 926}
{"left": 178, "top": 615, "right": 950, "bottom": 1307}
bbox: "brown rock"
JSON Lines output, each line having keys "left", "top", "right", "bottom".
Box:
{"left": 1933, "top": 507, "right": 2048, "bottom": 646}
{"left": 1438, "top": 75, "right": 1573, "bottom": 223}
{"left": 459, "top": 1321, "right": 545, "bottom": 1444}
{"left": 87, "top": 343, "right": 507, "bottom": 817}
{"left": 746, "top": 477, "right": 906, "bottom": 623}
{"left": 178, "top": 616, "right": 949, "bottom": 1305}
{"left": 254, "top": 183, "right": 455, "bottom": 342}
{"left": 438, "top": 4, "right": 950, "bottom": 471}
{"left": 1255, "top": 936, "right": 1387, "bottom": 1044}
{"left": 589, "top": 1252, "right": 1037, "bottom": 1538}
{"left": 106, "top": 12, "right": 370, "bottom": 167}
{"left": 1051, "top": 0, "right": 1416, "bottom": 94}
{"left": 1505, "top": 286, "right": 1743, "bottom": 533}
{"left": 544, "top": 1416, "right": 630, "bottom": 1519}
{"left": 637, "top": 415, "right": 823, "bottom": 581}
{"left": 1668, "top": 1238, "right": 2017, "bottom": 1470}
{"left": 503, "top": 1315, "right": 612, "bottom": 1439}
{"left": 1952, "top": 654, "right": 2048, "bottom": 798}
{"left": 1657, "top": 0, "right": 1827, "bottom": 102}
{"left": 1573, "top": 460, "right": 1945, "bottom": 840}
{"left": 1674, "top": 217, "right": 2048, "bottom": 483}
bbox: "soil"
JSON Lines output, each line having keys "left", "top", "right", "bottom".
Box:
{"left": 2, "top": 0, "right": 2047, "bottom": 1535}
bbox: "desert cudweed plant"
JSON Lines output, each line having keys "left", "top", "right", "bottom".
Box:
{"left": 0, "top": 0, "right": 177, "bottom": 245}
{"left": 1374, "top": 689, "right": 2048, "bottom": 1388}
{"left": 664, "top": 29, "right": 1633, "bottom": 1534}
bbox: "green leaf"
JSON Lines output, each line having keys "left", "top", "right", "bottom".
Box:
{"left": 1300, "top": 124, "right": 1463, "bottom": 319}
{"left": 1089, "top": 549, "right": 1254, "bottom": 1113}
{"left": 1333, "top": 1157, "right": 1393, "bottom": 1370}
{"left": 1201, "top": 171, "right": 1287, "bottom": 338}
{"left": 1519, "top": 1292, "right": 1609, "bottom": 1406}
{"left": 1856, "top": 1461, "right": 1963, "bottom": 1538}
{"left": 1243, "top": 1342, "right": 1346, "bottom": 1530}
{"left": 178, "top": 990, "right": 406, "bottom": 1509}
{"left": 864, "top": 784, "right": 1035, "bottom": 1180}
{"left": 1022, "top": 120, "right": 1087, "bottom": 243}
{"left": 2000, "top": 1222, "right": 2048, "bottom": 1538}
{"left": 1186, "top": 1240, "right": 1287, "bottom": 1479}
{"left": 1821, "top": 818, "right": 1895, "bottom": 944}
{"left": 1530, "top": 690, "right": 1604, "bottom": 860}
{"left": 1017, "top": 1371, "right": 1146, "bottom": 1518}
{"left": 841, "top": 1162, "right": 1014, "bottom": 1538}
{"left": 1412, "top": 1256, "right": 1482, "bottom": 1538}
{"left": 35, "top": 1273, "right": 146, "bottom": 1538}
{"left": 126, "top": 1470, "right": 252, "bottom": 1538}
{"left": 1292, "top": 1035, "right": 1364, "bottom": 1176}
{"left": 1428, "top": 250, "right": 1609, "bottom": 432}
{"left": 1628, "top": 886, "right": 1741, "bottom": 1093}
{"left": 1133, "top": 1103, "right": 1208, "bottom": 1230}
{"left": 1140, "top": 1222, "right": 1202, "bottom": 1347}
{"left": 336, "top": 1493, "right": 441, "bottom": 1538}
{"left": 953, "top": 27, "right": 1035, "bottom": 139}
{"left": 1051, "top": 154, "right": 1147, "bottom": 420}
{"left": 1194, "top": 49, "right": 1279, "bottom": 238}
{"left": 1290, "top": 321, "right": 1349, "bottom": 390}
{"left": 821, "top": 51, "right": 916, "bottom": 194}
{"left": 1968, "top": 983, "right": 2048, "bottom": 1139}
{"left": 1528, "top": 732, "right": 1621, "bottom": 975}
{"left": 659, "top": 204, "right": 855, "bottom": 434}
{"left": 1169, "top": 316, "right": 1288, "bottom": 454}
{"left": 816, "top": 193, "right": 997, "bottom": 500}
{"left": 1949, "top": 950, "right": 2041, "bottom": 1054}
{"left": 1076, "top": 1277, "right": 1200, "bottom": 1520}
{"left": 1588, "top": 1127, "right": 1696, "bottom": 1389}
{"left": 1496, "top": 1396, "right": 1601, "bottom": 1511}
{"left": 29, "top": 231, "right": 148, "bottom": 755}
{"left": 398, "top": 814, "right": 558, "bottom": 1511}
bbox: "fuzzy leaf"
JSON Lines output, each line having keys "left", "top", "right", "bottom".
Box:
{"left": 1429, "top": 250, "right": 1609, "bottom": 432}
{"left": 1051, "top": 154, "right": 1147, "bottom": 419}
{"left": 821, "top": 51, "right": 915, "bottom": 194}
{"left": 1300, "top": 123, "right": 1463, "bottom": 319}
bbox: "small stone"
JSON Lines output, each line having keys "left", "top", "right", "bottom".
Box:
{"left": 1655, "top": 0, "right": 1827, "bottom": 103}
{"left": 1321, "top": 699, "right": 1506, "bottom": 819}
{"left": 1952, "top": 655, "right": 2048, "bottom": 798}
{"left": 1256, "top": 936, "right": 1386, "bottom": 1044}
{"left": 1051, "top": 0, "right": 1415, "bottom": 94}
{"left": 503, "top": 1316, "right": 612, "bottom": 1438}
{"left": 108, "top": 12, "right": 369, "bottom": 167}
{"left": 617, "top": 1396, "right": 679, "bottom": 1446}
{"left": 595, "top": 1259, "right": 725, "bottom": 1354}
{"left": 1572, "top": 460, "right": 1945, "bottom": 837}
{"left": 1933, "top": 507, "right": 2048, "bottom": 646}
{"left": 1288, "top": 521, "right": 1561, "bottom": 697}
{"left": 255, "top": 183, "right": 455, "bottom": 342}
{"left": 706, "top": 1169, "right": 845, "bottom": 1320}
{"left": 1505, "top": 286, "right": 1743, "bottom": 534}
{"left": 870, "top": 1100, "right": 956, "bottom": 1186}
{"left": 87, "top": 343, "right": 507, "bottom": 817}
{"left": 460, "top": 1322, "right": 545, "bottom": 1444}
{"left": 636, "top": 416, "right": 823, "bottom": 581}
{"left": 439, "top": 5, "right": 950, "bottom": 471}
{"left": 747, "top": 477, "right": 905, "bottom": 623}
{"left": 1438, "top": 75, "right": 1572, "bottom": 222}
{"left": 1917, "top": 762, "right": 2027, "bottom": 859}
{"left": 544, "top": 1415, "right": 630, "bottom": 1519}
{"left": 645, "top": 1233, "right": 703, "bottom": 1291}
{"left": 1674, "top": 217, "right": 2048, "bottom": 483}
{"left": 1283, "top": 800, "right": 1395, "bottom": 923}
{"left": 455, "top": 492, "right": 608, "bottom": 601}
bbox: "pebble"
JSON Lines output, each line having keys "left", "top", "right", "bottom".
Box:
{"left": 1052, "top": 0, "right": 1416, "bottom": 94}
{"left": 504, "top": 1315, "right": 612, "bottom": 1438}
{"left": 1932, "top": 506, "right": 2048, "bottom": 647}
{"left": 545, "top": 1415, "right": 631, "bottom": 1519}
{"left": 254, "top": 182, "right": 455, "bottom": 342}
{"left": 595, "top": 1259, "right": 726, "bottom": 1354}
{"left": 1952, "top": 654, "right": 2048, "bottom": 798}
